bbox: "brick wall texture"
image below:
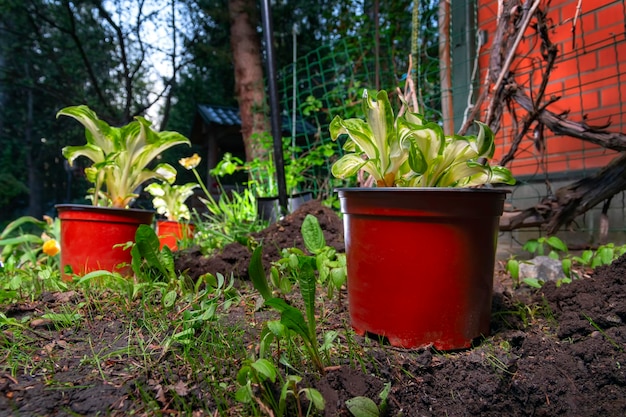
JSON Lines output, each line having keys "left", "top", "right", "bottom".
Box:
{"left": 476, "top": 0, "right": 626, "bottom": 177}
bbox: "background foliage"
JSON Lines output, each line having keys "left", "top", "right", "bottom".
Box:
{"left": 0, "top": 0, "right": 436, "bottom": 226}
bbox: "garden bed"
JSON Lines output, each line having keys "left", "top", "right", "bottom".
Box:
{"left": 1, "top": 201, "right": 625, "bottom": 416}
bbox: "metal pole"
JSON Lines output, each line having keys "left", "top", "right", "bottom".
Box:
{"left": 260, "top": 0, "right": 288, "bottom": 215}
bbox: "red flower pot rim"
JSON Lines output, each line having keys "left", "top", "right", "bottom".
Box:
{"left": 334, "top": 187, "right": 511, "bottom": 194}
{"left": 56, "top": 203, "right": 154, "bottom": 218}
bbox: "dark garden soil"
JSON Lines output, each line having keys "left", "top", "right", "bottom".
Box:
{"left": 2, "top": 200, "right": 626, "bottom": 416}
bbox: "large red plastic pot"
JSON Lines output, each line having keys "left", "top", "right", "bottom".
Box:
{"left": 337, "top": 188, "right": 508, "bottom": 350}
{"left": 56, "top": 204, "right": 154, "bottom": 281}
{"left": 156, "top": 220, "right": 195, "bottom": 251}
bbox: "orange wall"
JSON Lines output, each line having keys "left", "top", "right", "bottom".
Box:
{"left": 476, "top": 0, "right": 624, "bottom": 177}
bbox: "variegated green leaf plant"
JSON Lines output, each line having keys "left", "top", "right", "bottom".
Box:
{"left": 58, "top": 105, "right": 191, "bottom": 208}
{"left": 145, "top": 182, "right": 199, "bottom": 221}
{"left": 330, "top": 89, "right": 515, "bottom": 187}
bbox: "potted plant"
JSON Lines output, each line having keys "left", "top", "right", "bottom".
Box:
{"left": 55, "top": 105, "right": 190, "bottom": 279}
{"left": 213, "top": 137, "right": 336, "bottom": 222}
{"left": 330, "top": 89, "right": 515, "bottom": 350}
{"left": 145, "top": 181, "right": 198, "bottom": 251}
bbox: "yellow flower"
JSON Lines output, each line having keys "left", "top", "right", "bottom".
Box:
{"left": 42, "top": 239, "right": 60, "bottom": 257}
{"left": 179, "top": 153, "right": 202, "bottom": 170}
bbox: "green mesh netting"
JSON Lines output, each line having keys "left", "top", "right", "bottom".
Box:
{"left": 275, "top": 8, "right": 443, "bottom": 199}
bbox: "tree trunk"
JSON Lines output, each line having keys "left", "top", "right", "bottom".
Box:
{"left": 228, "top": 0, "right": 270, "bottom": 162}
{"left": 438, "top": 0, "right": 454, "bottom": 135}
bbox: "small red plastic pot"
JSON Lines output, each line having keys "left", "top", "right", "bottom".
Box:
{"left": 337, "top": 188, "right": 508, "bottom": 350}
{"left": 156, "top": 220, "right": 195, "bottom": 251}
{"left": 56, "top": 204, "right": 154, "bottom": 281}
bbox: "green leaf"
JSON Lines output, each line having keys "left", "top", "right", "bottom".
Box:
{"left": 235, "top": 384, "right": 253, "bottom": 403}
{"left": 298, "top": 260, "right": 317, "bottom": 340}
{"left": 345, "top": 396, "right": 379, "bottom": 417}
{"left": 266, "top": 298, "right": 310, "bottom": 342}
{"left": 301, "top": 215, "right": 325, "bottom": 254}
{"left": 251, "top": 358, "right": 277, "bottom": 383}
{"left": 302, "top": 388, "right": 326, "bottom": 411}
{"left": 546, "top": 236, "right": 568, "bottom": 252}
{"left": 330, "top": 154, "right": 369, "bottom": 179}
{"left": 378, "top": 382, "right": 391, "bottom": 414}
{"left": 330, "top": 267, "right": 347, "bottom": 289}
{"left": 134, "top": 225, "right": 170, "bottom": 278}
{"left": 172, "top": 328, "right": 195, "bottom": 344}
{"left": 0, "top": 216, "right": 46, "bottom": 239}
{"left": 0, "top": 235, "right": 42, "bottom": 247}
{"left": 599, "top": 247, "right": 614, "bottom": 265}
{"left": 506, "top": 259, "right": 519, "bottom": 280}
{"left": 523, "top": 277, "right": 543, "bottom": 288}
{"left": 561, "top": 258, "right": 572, "bottom": 277}
{"left": 40, "top": 313, "right": 82, "bottom": 326}
{"left": 162, "top": 290, "right": 177, "bottom": 308}
{"left": 249, "top": 245, "right": 272, "bottom": 300}
{"left": 522, "top": 240, "right": 539, "bottom": 254}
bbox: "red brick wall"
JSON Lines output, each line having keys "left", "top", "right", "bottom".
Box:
{"left": 476, "top": 0, "right": 625, "bottom": 177}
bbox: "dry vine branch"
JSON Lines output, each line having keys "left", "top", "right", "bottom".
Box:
{"left": 464, "top": 0, "right": 626, "bottom": 235}
{"left": 504, "top": 153, "right": 626, "bottom": 234}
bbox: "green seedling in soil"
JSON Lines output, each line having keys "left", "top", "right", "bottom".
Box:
{"left": 162, "top": 272, "right": 237, "bottom": 355}
{"left": 345, "top": 382, "right": 391, "bottom": 417}
{"left": 250, "top": 245, "right": 331, "bottom": 374}
{"left": 301, "top": 214, "right": 347, "bottom": 303}
{"left": 522, "top": 236, "right": 568, "bottom": 259}
{"left": 236, "top": 357, "right": 280, "bottom": 414}
{"left": 510, "top": 237, "right": 626, "bottom": 289}
{"left": 505, "top": 257, "right": 547, "bottom": 289}
{"left": 278, "top": 375, "right": 325, "bottom": 417}
{"left": 76, "top": 269, "right": 149, "bottom": 305}
{"left": 571, "top": 243, "right": 626, "bottom": 272}
{"left": 236, "top": 358, "right": 325, "bottom": 417}
{"left": 271, "top": 214, "right": 347, "bottom": 303}
{"left": 131, "top": 224, "right": 177, "bottom": 282}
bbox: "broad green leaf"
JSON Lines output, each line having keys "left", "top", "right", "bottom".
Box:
{"left": 546, "top": 236, "right": 568, "bottom": 252}
{"left": 0, "top": 216, "right": 46, "bottom": 239}
{"left": 599, "top": 247, "right": 614, "bottom": 265}
{"left": 249, "top": 245, "right": 272, "bottom": 301}
{"left": 523, "top": 277, "right": 543, "bottom": 288}
{"left": 250, "top": 358, "right": 277, "bottom": 382}
{"left": 235, "top": 384, "right": 253, "bottom": 403}
{"left": 345, "top": 396, "right": 379, "bottom": 417}
{"left": 506, "top": 259, "right": 520, "bottom": 280}
{"left": 301, "top": 214, "right": 325, "bottom": 254}
{"left": 331, "top": 154, "right": 369, "bottom": 179}
{"left": 162, "top": 290, "right": 177, "bottom": 308}
{"left": 522, "top": 240, "right": 539, "bottom": 254}
{"left": 298, "top": 260, "right": 317, "bottom": 340}
{"left": 561, "top": 258, "right": 572, "bottom": 278}
{"left": 134, "top": 225, "right": 170, "bottom": 278}
{"left": 302, "top": 388, "right": 326, "bottom": 411}
{"left": 0, "top": 235, "right": 42, "bottom": 247}
{"left": 265, "top": 298, "right": 310, "bottom": 342}
{"left": 266, "top": 319, "right": 287, "bottom": 337}
{"left": 330, "top": 267, "right": 347, "bottom": 289}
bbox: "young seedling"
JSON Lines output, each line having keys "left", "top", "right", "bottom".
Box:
{"left": 236, "top": 358, "right": 325, "bottom": 417}
{"left": 345, "top": 382, "right": 391, "bottom": 417}
{"left": 249, "top": 245, "right": 330, "bottom": 374}
{"left": 522, "top": 236, "right": 568, "bottom": 259}
{"left": 271, "top": 214, "right": 347, "bottom": 303}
